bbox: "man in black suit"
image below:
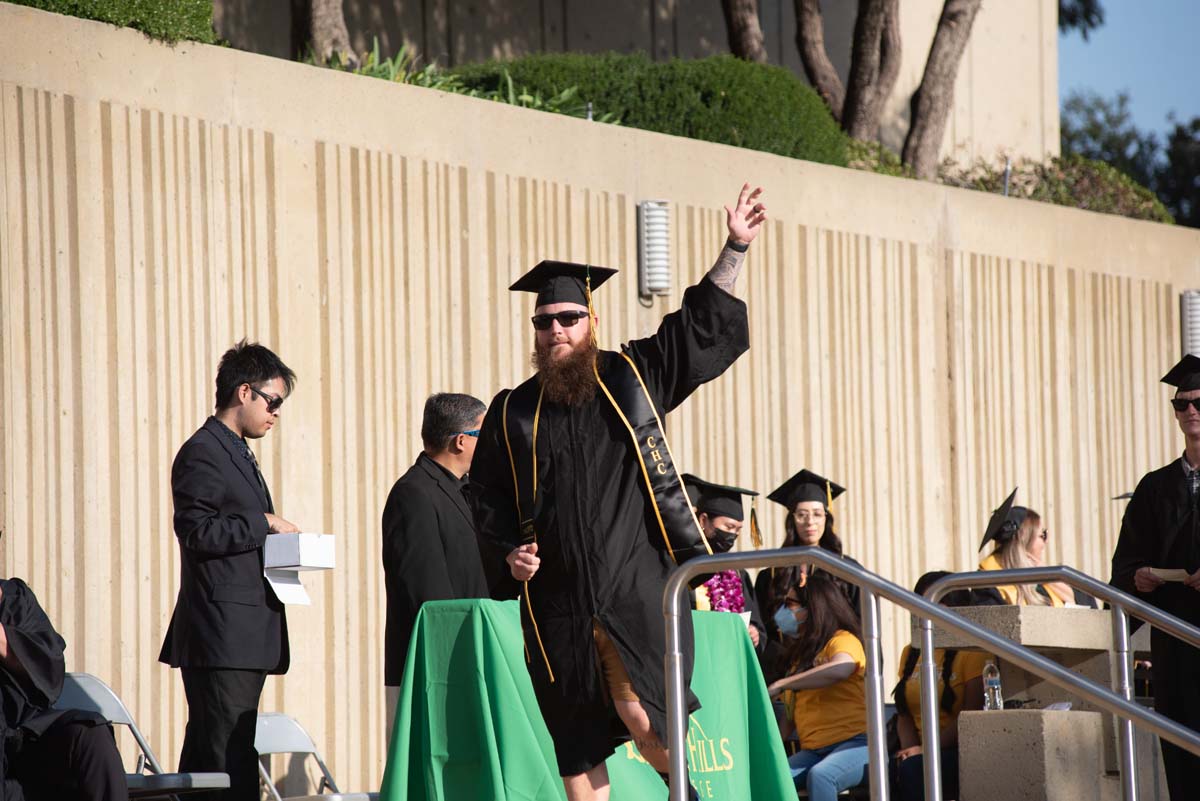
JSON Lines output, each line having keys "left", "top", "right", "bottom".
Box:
{"left": 381, "top": 393, "right": 490, "bottom": 736}
{"left": 159, "top": 340, "right": 301, "bottom": 801}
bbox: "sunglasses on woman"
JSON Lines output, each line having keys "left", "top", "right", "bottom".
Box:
{"left": 531, "top": 310, "right": 590, "bottom": 331}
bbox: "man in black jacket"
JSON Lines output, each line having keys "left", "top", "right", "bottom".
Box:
{"left": 1111, "top": 353, "right": 1200, "bottom": 801}
{"left": 381, "top": 393, "right": 490, "bottom": 737}
{"left": 159, "top": 340, "right": 301, "bottom": 801}
{"left": 1, "top": 576, "right": 127, "bottom": 801}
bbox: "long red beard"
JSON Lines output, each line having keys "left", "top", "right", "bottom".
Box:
{"left": 532, "top": 338, "right": 599, "bottom": 405}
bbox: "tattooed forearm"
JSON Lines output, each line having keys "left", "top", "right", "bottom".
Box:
{"left": 705, "top": 242, "right": 747, "bottom": 292}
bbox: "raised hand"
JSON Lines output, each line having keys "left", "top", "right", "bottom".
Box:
{"left": 724, "top": 183, "right": 767, "bottom": 245}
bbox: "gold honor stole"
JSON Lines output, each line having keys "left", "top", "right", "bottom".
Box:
{"left": 501, "top": 350, "right": 712, "bottom": 566}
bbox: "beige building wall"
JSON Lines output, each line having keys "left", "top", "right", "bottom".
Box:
{"left": 1, "top": 2, "right": 1196, "bottom": 792}
{"left": 216, "top": 0, "right": 1060, "bottom": 163}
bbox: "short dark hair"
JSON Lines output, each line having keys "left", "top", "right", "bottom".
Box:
{"left": 214, "top": 339, "right": 296, "bottom": 410}
{"left": 421, "top": 393, "right": 486, "bottom": 451}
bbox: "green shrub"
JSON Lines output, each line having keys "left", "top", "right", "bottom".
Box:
{"left": 939, "top": 153, "right": 1173, "bottom": 224}
{"left": 9, "top": 0, "right": 216, "bottom": 43}
{"left": 846, "top": 138, "right": 913, "bottom": 178}
{"left": 451, "top": 52, "right": 848, "bottom": 167}
{"left": 321, "top": 40, "right": 621, "bottom": 124}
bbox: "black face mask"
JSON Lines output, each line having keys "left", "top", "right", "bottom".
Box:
{"left": 708, "top": 528, "right": 739, "bottom": 553}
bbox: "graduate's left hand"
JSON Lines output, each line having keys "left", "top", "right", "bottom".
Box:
{"left": 724, "top": 183, "right": 767, "bottom": 246}
{"left": 1184, "top": 568, "right": 1200, "bottom": 591}
{"left": 748, "top": 623, "right": 761, "bottom": 648}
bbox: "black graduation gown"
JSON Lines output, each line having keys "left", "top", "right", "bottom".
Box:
{"left": 1110, "top": 458, "right": 1200, "bottom": 801}
{"left": 381, "top": 453, "right": 491, "bottom": 685}
{"left": 0, "top": 578, "right": 110, "bottom": 795}
{"left": 470, "top": 277, "right": 749, "bottom": 775}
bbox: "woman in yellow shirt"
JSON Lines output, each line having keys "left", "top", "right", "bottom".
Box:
{"left": 978, "top": 489, "right": 1073, "bottom": 606}
{"left": 892, "top": 572, "right": 993, "bottom": 800}
{"left": 766, "top": 574, "right": 868, "bottom": 801}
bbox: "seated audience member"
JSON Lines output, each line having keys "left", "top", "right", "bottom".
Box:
{"left": 0, "top": 575, "right": 128, "bottom": 801}
{"left": 892, "top": 571, "right": 1001, "bottom": 801}
{"left": 682, "top": 474, "right": 765, "bottom": 651}
{"left": 756, "top": 470, "right": 861, "bottom": 682}
{"left": 767, "top": 574, "right": 869, "bottom": 801}
{"left": 978, "top": 489, "right": 1075, "bottom": 606}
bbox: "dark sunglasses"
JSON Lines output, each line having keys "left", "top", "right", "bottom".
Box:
{"left": 1170, "top": 397, "right": 1200, "bottom": 413}
{"left": 531, "top": 310, "right": 589, "bottom": 331}
{"left": 1038, "top": 529, "right": 1049, "bottom": 541}
{"left": 250, "top": 386, "right": 284, "bottom": 413}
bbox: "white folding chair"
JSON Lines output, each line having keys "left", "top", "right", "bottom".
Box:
{"left": 255, "top": 712, "right": 378, "bottom": 801}
{"left": 53, "top": 672, "right": 230, "bottom": 799}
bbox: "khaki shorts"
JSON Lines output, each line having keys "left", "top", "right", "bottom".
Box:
{"left": 592, "top": 621, "right": 639, "bottom": 702}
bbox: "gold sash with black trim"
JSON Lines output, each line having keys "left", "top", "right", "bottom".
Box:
{"left": 501, "top": 349, "right": 711, "bottom": 565}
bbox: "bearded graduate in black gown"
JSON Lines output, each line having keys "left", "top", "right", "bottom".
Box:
{"left": 470, "top": 185, "right": 766, "bottom": 801}
{"left": 0, "top": 576, "right": 128, "bottom": 801}
{"left": 1111, "top": 354, "right": 1200, "bottom": 801}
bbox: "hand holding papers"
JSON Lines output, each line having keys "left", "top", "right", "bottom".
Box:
{"left": 264, "top": 533, "right": 335, "bottom": 605}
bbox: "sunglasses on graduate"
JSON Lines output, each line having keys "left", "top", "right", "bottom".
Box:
{"left": 531, "top": 310, "right": 590, "bottom": 331}
{"left": 249, "top": 386, "right": 284, "bottom": 413}
{"left": 1171, "top": 398, "right": 1200, "bottom": 413}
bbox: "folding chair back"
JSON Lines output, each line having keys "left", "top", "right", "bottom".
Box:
{"left": 255, "top": 713, "right": 378, "bottom": 801}
{"left": 53, "top": 672, "right": 165, "bottom": 773}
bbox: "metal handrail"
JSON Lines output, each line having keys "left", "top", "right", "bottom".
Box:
{"left": 924, "top": 566, "right": 1200, "bottom": 801}
{"left": 662, "top": 548, "right": 1200, "bottom": 801}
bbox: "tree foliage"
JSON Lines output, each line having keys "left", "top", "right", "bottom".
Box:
{"left": 1061, "top": 90, "right": 1199, "bottom": 228}
{"left": 1058, "top": 0, "right": 1105, "bottom": 40}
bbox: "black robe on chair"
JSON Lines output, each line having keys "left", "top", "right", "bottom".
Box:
{"left": 0, "top": 577, "right": 126, "bottom": 801}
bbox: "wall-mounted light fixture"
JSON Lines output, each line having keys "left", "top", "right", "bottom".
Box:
{"left": 638, "top": 200, "right": 671, "bottom": 299}
{"left": 1183, "top": 290, "right": 1200, "bottom": 356}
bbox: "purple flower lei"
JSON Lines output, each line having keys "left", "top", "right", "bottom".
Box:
{"left": 703, "top": 570, "right": 745, "bottom": 613}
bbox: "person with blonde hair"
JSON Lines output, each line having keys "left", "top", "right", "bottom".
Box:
{"left": 978, "top": 488, "right": 1073, "bottom": 606}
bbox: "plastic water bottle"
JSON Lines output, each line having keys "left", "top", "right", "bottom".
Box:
{"left": 983, "top": 660, "right": 1004, "bottom": 710}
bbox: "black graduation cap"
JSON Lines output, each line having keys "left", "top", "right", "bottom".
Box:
{"left": 509, "top": 260, "right": 618, "bottom": 307}
{"left": 767, "top": 469, "right": 846, "bottom": 511}
{"left": 978, "top": 487, "right": 1030, "bottom": 551}
{"left": 682, "top": 474, "right": 758, "bottom": 521}
{"left": 1162, "top": 354, "right": 1200, "bottom": 392}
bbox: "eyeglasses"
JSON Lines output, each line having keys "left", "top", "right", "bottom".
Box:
{"left": 249, "top": 386, "right": 284, "bottom": 413}
{"left": 1170, "top": 397, "right": 1200, "bottom": 413}
{"left": 454, "top": 429, "right": 481, "bottom": 438}
{"left": 792, "top": 511, "right": 826, "bottom": 523}
{"left": 531, "top": 311, "right": 590, "bottom": 331}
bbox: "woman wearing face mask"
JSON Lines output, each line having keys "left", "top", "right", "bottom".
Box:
{"left": 682, "top": 474, "right": 766, "bottom": 651}
{"left": 754, "top": 470, "right": 862, "bottom": 660}
{"left": 766, "top": 574, "right": 869, "bottom": 801}
{"left": 978, "top": 489, "right": 1074, "bottom": 607}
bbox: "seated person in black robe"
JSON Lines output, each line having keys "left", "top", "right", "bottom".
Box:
{"left": 470, "top": 184, "right": 766, "bottom": 801}
{"left": 1110, "top": 354, "right": 1200, "bottom": 801}
{"left": 755, "top": 470, "right": 862, "bottom": 683}
{"left": 682, "top": 474, "right": 766, "bottom": 651}
{"left": 0, "top": 576, "right": 127, "bottom": 801}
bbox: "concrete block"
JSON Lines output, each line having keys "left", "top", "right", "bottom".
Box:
{"left": 917, "top": 606, "right": 1113, "bottom": 652}
{"left": 958, "top": 710, "right": 1104, "bottom": 801}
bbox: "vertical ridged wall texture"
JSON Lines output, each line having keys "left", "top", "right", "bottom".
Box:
{"left": 1, "top": 5, "right": 1198, "bottom": 793}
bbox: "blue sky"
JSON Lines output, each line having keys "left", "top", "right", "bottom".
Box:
{"left": 1058, "top": 0, "right": 1200, "bottom": 140}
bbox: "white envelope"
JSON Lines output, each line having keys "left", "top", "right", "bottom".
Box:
{"left": 264, "top": 533, "right": 335, "bottom": 571}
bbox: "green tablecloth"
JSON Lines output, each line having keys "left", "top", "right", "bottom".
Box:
{"left": 380, "top": 599, "right": 793, "bottom": 800}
